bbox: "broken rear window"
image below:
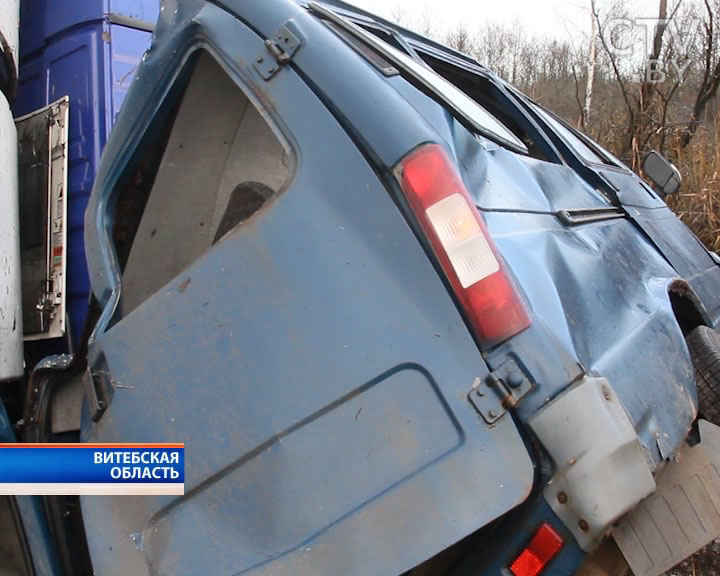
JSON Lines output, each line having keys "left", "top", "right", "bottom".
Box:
{"left": 381, "top": 42, "right": 527, "bottom": 151}
{"left": 115, "top": 51, "right": 290, "bottom": 316}
{"left": 315, "top": 6, "right": 528, "bottom": 154}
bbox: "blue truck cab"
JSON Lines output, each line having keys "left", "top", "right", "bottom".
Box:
{"left": 5, "top": 1, "right": 720, "bottom": 575}
{"left": 15, "top": 0, "right": 158, "bottom": 350}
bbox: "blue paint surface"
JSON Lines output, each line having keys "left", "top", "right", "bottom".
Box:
{"left": 14, "top": 0, "right": 720, "bottom": 573}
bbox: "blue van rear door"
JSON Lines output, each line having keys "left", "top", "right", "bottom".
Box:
{"left": 80, "top": 4, "right": 534, "bottom": 575}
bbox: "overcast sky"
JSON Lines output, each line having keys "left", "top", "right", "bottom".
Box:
{"left": 345, "top": 0, "right": 591, "bottom": 40}
{"left": 344, "top": 0, "right": 666, "bottom": 44}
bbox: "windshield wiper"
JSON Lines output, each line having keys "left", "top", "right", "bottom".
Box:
{"left": 556, "top": 207, "right": 625, "bottom": 226}
{"left": 479, "top": 206, "right": 625, "bottom": 225}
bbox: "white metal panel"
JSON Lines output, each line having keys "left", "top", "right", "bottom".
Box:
{"left": 16, "top": 97, "right": 69, "bottom": 341}
{"left": 0, "top": 89, "right": 22, "bottom": 380}
{"left": 0, "top": 0, "right": 18, "bottom": 75}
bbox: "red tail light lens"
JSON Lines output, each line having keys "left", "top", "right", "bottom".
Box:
{"left": 510, "top": 523, "right": 564, "bottom": 576}
{"left": 396, "top": 144, "right": 530, "bottom": 345}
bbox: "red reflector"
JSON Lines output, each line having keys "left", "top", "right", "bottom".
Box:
{"left": 396, "top": 144, "right": 531, "bottom": 344}
{"left": 510, "top": 523, "right": 564, "bottom": 576}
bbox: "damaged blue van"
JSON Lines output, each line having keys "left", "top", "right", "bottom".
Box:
{"left": 11, "top": 1, "right": 720, "bottom": 575}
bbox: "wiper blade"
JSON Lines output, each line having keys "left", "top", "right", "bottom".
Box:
{"left": 556, "top": 207, "right": 625, "bottom": 226}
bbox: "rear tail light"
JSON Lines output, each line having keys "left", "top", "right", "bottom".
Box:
{"left": 395, "top": 144, "right": 530, "bottom": 345}
{"left": 510, "top": 522, "right": 565, "bottom": 576}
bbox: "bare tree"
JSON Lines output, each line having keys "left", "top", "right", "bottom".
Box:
{"left": 389, "top": 6, "right": 408, "bottom": 26}
{"left": 446, "top": 24, "right": 473, "bottom": 54}
{"left": 681, "top": 0, "right": 720, "bottom": 144}
{"left": 585, "top": 7, "right": 599, "bottom": 126}
{"left": 591, "top": 0, "right": 686, "bottom": 166}
{"left": 416, "top": 4, "right": 438, "bottom": 38}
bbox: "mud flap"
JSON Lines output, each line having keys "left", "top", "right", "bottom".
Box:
{"left": 528, "top": 377, "right": 656, "bottom": 551}
{"left": 614, "top": 420, "right": 720, "bottom": 576}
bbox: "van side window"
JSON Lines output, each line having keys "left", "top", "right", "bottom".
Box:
{"left": 530, "top": 104, "right": 611, "bottom": 165}
{"left": 117, "top": 52, "right": 289, "bottom": 316}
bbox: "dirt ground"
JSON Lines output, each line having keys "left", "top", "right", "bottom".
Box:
{"left": 666, "top": 539, "right": 720, "bottom": 575}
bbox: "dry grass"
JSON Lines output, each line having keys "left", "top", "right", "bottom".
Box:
{"left": 663, "top": 125, "right": 720, "bottom": 253}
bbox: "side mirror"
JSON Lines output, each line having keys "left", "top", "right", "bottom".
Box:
{"left": 642, "top": 150, "right": 681, "bottom": 198}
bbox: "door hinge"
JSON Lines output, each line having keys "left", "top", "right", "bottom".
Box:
{"left": 254, "top": 21, "right": 304, "bottom": 80}
{"left": 83, "top": 367, "right": 112, "bottom": 422}
{"left": 83, "top": 352, "right": 115, "bottom": 423}
{"left": 468, "top": 357, "right": 533, "bottom": 424}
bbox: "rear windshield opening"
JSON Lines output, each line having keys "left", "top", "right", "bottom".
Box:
{"left": 317, "top": 10, "right": 540, "bottom": 158}
{"left": 113, "top": 51, "right": 290, "bottom": 317}
{"left": 417, "top": 52, "right": 553, "bottom": 162}
{"left": 356, "top": 22, "right": 408, "bottom": 54}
